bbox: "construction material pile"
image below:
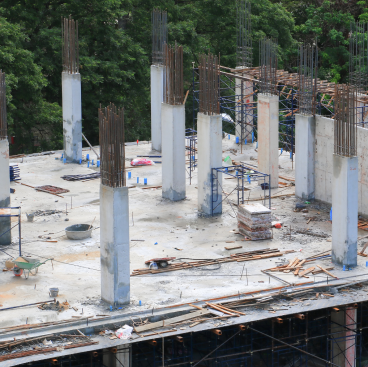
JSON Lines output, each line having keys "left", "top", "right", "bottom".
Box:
{"left": 237, "top": 203, "right": 272, "bottom": 240}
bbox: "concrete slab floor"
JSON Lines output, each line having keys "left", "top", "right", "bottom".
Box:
{"left": 1, "top": 137, "right": 368, "bottom": 328}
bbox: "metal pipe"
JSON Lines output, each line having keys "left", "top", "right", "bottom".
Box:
{"left": 0, "top": 299, "right": 55, "bottom": 312}
{"left": 82, "top": 133, "right": 100, "bottom": 159}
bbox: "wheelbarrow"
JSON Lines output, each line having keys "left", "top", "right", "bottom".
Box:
{"left": 13, "top": 258, "right": 53, "bottom": 279}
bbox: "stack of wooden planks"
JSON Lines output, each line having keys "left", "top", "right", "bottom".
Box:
{"left": 131, "top": 248, "right": 295, "bottom": 276}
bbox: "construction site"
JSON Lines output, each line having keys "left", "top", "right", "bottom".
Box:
{"left": 1, "top": 3, "right": 368, "bottom": 367}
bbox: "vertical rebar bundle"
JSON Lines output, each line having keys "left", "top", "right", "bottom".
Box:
{"left": 0, "top": 71, "right": 6, "bottom": 140}
{"left": 236, "top": 0, "right": 252, "bottom": 68}
{"left": 298, "top": 44, "right": 318, "bottom": 115}
{"left": 164, "top": 43, "right": 183, "bottom": 105}
{"left": 259, "top": 38, "right": 278, "bottom": 95}
{"left": 62, "top": 16, "right": 79, "bottom": 74}
{"left": 99, "top": 104, "right": 126, "bottom": 188}
{"left": 152, "top": 9, "right": 168, "bottom": 66}
{"left": 349, "top": 22, "right": 368, "bottom": 93}
{"left": 199, "top": 54, "right": 219, "bottom": 115}
{"left": 334, "top": 84, "right": 357, "bottom": 157}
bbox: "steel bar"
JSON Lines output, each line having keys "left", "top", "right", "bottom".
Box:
{"left": 62, "top": 16, "right": 79, "bottom": 74}
{"left": 298, "top": 44, "right": 318, "bottom": 115}
{"left": 236, "top": 0, "right": 252, "bottom": 68}
{"left": 99, "top": 103, "right": 126, "bottom": 188}
{"left": 0, "top": 299, "right": 55, "bottom": 312}
{"left": 0, "top": 71, "right": 6, "bottom": 140}
{"left": 259, "top": 38, "right": 278, "bottom": 95}
{"left": 199, "top": 53, "right": 219, "bottom": 115}
{"left": 152, "top": 9, "right": 168, "bottom": 65}
{"left": 164, "top": 43, "right": 184, "bottom": 105}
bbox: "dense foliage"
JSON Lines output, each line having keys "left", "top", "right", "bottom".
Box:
{"left": 0, "top": 0, "right": 366, "bottom": 153}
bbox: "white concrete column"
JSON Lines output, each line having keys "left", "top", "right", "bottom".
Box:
{"left": 103, "top": 345, "right": 131, "bottom": 367}
{"left": 162, "top": 103, "right": 186, "bottom": 201}
{"left": 332, "top": 155, "right": 358, "bottom": 267}
{"left": 0, "top": 139, "right": 10, "bottom": 246}
{"left": 100, "top": 185, "right": 130, "bottom": 305}
{"left": 295, "top": 114, "right": 315, "bottom": 200}
{"left": 257, "top": 94, "right": 279, "bottom": 188}
{"left": 235, "top": 68, "right": 253, "bottom": 143}
{"left": 151, "top": 65, "right": 164, "bottom": 152}
{"left": 197, "top": 112, "right": 222, "bottom": 215}
{"left": 62, "top": 72, "right": 82, "bottom": 162}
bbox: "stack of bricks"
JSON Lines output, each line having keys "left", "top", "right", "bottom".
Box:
{"left": 237, "top": 203, "right": 272, "bottom": 240}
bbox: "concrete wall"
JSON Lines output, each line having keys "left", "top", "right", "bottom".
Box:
{"left": 100, "top": 185, "right": 130, "bottom": 305}
{"left": 62, "top": 72, "right": 82, "bottom": 162}
{"left": 0, "top": 139, "right": 10, "bottom": 246}
{"left": 151, "top": 65, "right": 164, "bottom": 152}
{"left": 315, "top": 115, "right": 368, "bottom": 216}
{"left": 197, "top": 113, "right": 222, "bottom": 215}
{"left": 257, "top": 94, "right": 279, "bottom": 188}
{"left": 161, "top": 103, "right": 186, "bottom": 201}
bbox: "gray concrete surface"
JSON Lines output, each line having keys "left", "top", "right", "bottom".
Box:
{"left": 150, "top": 65, "right": 164, "bottom": 152}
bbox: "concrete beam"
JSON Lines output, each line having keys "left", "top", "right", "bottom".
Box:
{"left": 0, "top": 139, "right": 11, "bottom": 246}
{"left": 295, "top": 114, "right": 315, "bottom": 200}
{"left": 257, "top": 94, "right": 279, "bottom": 188}
{"left": 151, "top": 65, "right": 164, "bottom": 152}
{"left": 62, "top": 72, "right": 82, "bottom": 162}
{"left": 162, "top": 103, "right": 186, "bottom": 201}
{"left": 197, "top": 112, "right": 222, "bottom": 215}
{"left": 100, "top": 185, "right": 130, "bottom": 305}
{"left": 332, "top": 155, "right": 358, "bottom": 267}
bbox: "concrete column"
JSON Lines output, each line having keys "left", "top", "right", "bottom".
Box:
{"left": 197, "top": 112, "right": 222, "bottom": 215}
{"left": 103, "top": 345, "right": 131, "bottom": 367}
{"left": 295, "top": 114, "right": 315, "bottom": 200}
{"left": 0, "top": 139, "right": 10, "bottom": 246}
{"left": 235, "top": 68, "right": 253, "bottom": 143}
{"left": 332, "top": 155, "right": 358, "bottom": 267}
{"left": 257, "top": 94, "right": 279, "bottom": 188}
{"left": 62, "top": 72, "right": 82, "bottom": 162}
{"left": 162, "top": 103, "right": 186, "bottom": 201}
{"left": 331, "top": 308, "right": 357, "bottom": 367}
{"left": 100, "top": 185, "right": 130, "bottom": 305}
{"left": 151, "top": 65, "right": 164, "bottom": 152}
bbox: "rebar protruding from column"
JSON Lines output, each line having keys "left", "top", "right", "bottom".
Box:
{"left": 164, "top": 43, "right": 183, "bottom": 105}
{"left": 99, "top": 104, "right": 126, "bottom": 188}
{"left": 259, "top": 38, "right": 278, "bottom": 95}
{"left": 62, "top": 16, "right": 79, "bottom": 74}
{"left": 236, "top": 0, "right": 252, "bottom": 68}
{"left": 349, "top": 22, "right": 368, "bottom": 93}
{"left": 298, "top": 44, "right": 318, "bottom": 115}
{"left": 334, "top": 84, "right": 357, "bottom": 157}
{"left": 199, "top": 53, "right": 219, "bottom": 115}
{"left": 0, "top": 71, "right": 6, "bottom": 140}
{"left": 152, "top": 9, "right": 168, "bottom": 66}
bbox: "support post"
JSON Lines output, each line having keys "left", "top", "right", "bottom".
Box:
{"left": 332, "top": 155, "right": 358, "bottom": 267}
{"left": 197, "top": 112, "right": 222, "bottom": 215}
{"left": 62, "top": 72, "right": 82, "bottom": 162}
{"left": 0, "top": 139, "right": 10, "bottom": 245}
{"left": 162, "top": 103, "right": 186, "bottom": 201}
{"left": 103, "top": 345, "right": 131, "bottom": 367}
{"left": 257, "top": 94, "right": 279, "bottom": 188}
{"left": 295, "top": 114, "right": 315, "bottom": 200}
{"left": 100, "top": 185, "right": 130, "bottom": 305}
{"left": 151, "top": 65, "right": 164, "bottom": 152}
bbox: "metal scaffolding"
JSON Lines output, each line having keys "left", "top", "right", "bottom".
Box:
{"left": 0, "top": 71, "right": 6, "bottom": 140}
{"left": 62, "top": 16, "right": 79, "bottom": 74}
{"left": 99, "top": 103, "right": 126, "bottom": 188}
{"left": 152, "top": 9, "right": 168, "bottom": 66}
{"left": 236, "top": 0, "right": 252, "bottom": 68}
{"left": 164, "top": 43, "right": 184, "bottom": 105}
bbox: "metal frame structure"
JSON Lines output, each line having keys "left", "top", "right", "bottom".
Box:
{"left": 62, "top": 16, "right": 79, "bottom": 74}
{"left": 236, "top": 0, "right": 252, "bottom": 68}
{"left": 211, "top": 164, "right": 271, "bottom": 216}
{"left": 259, "top": 38, "right": 278, "bottom": 96}
{"left": 164, "top": 43, "right": 184, "bottom": 105}
{"left": 185, "top": 128, "right": 197, "bottom": 185}
{"left": 152, "top": 9, "right": 168, "bottom": 66}
{"left": 0, "top": 71, "right": 6, "bottom": 140}
{"left": 99, "top": 104, "right": 126, "bottom": 188}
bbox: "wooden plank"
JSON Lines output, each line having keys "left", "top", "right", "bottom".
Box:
{"left": 298, "top": 267, "right": 315, "bottom": 277}
{"left": 316, "top": 265, "right": 338, "bottom": 279}
{"left": 134, "top": 310, "right": 211, "bottom": 333}
{"left": 225, "top": 245, "right": 243, "bottom": 250}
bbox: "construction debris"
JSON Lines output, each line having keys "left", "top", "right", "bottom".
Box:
{"left": 61, "top": 173, "right": 101, "bottom": 181}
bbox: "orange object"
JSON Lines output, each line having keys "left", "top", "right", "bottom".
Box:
{"left": 274, "top": 223, "right": 282, "bottom": 229}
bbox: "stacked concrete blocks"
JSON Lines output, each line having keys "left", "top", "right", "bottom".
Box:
{"left": 237, "top": 203, "right": 272, "bottom": 240}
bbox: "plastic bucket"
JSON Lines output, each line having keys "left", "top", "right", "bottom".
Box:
{"left": 49, "top": 288, "right": 59, "bottom": 297}
{"left": 26, "top": 213, "right": 35, "bottom": 222}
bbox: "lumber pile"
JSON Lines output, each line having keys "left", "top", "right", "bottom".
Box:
{"left": 237, "top": 203, "right": 272, "bottom": 240}
{"left": 132, "top": 248, "right": 295, "bottom": 276}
